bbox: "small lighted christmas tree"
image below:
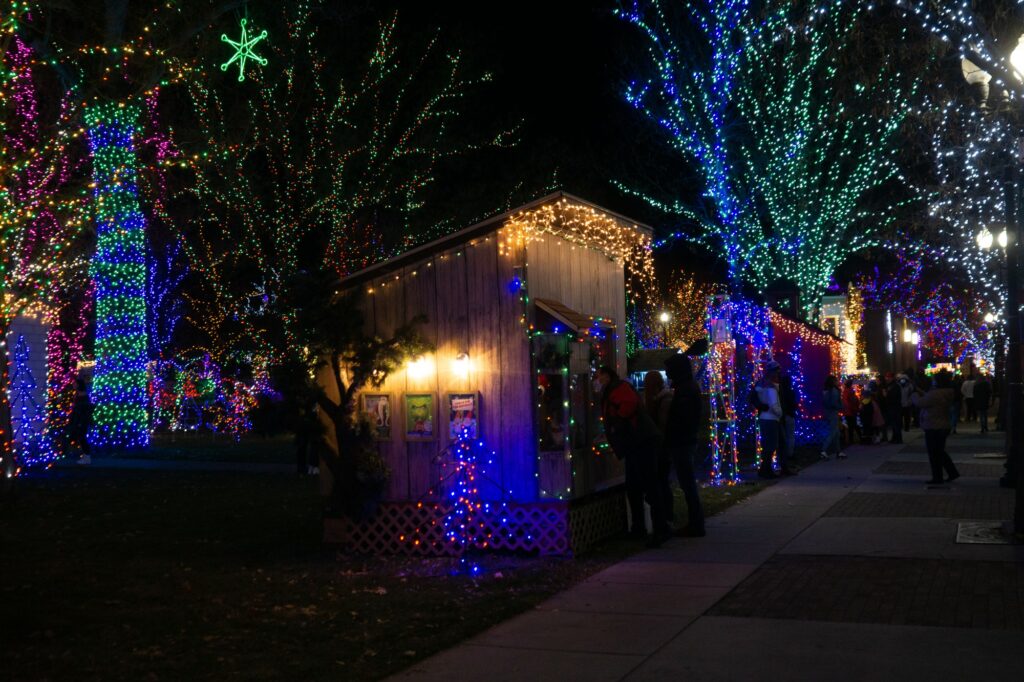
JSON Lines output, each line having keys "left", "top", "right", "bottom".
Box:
{"left": 9, "top": 335, "right": 53, "bottom": 467}
{"left": 442, "top": 429, "right": 509, "bottom": 575}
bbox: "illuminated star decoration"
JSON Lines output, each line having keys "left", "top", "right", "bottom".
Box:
{"left": 220, "top": 18, "right": 267, "bottom": 82}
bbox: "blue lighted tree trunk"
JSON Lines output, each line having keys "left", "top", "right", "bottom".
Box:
{"left": 85, "top": 101, "right": 150, "bottom": 449}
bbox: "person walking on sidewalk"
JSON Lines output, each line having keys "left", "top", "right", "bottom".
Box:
{"left": 595, "top": 365, "right": 668, "bottom": 545}
{"left": 842, "top": 378, "right": 861, "bottom": 447}
{"left": 974, "top": 374, "right": 992, "bottom": 433}
{"left": 911, "top": 371, "right": 960, "bottom": 485}
{"left": 664, "top": 354, "right": 705, "bottom": 537}
{"left": 821, "top": 375, "right": 844, "bottom": 459}
{"left": 757, "top": 361, "right": 791, "bottom": 477}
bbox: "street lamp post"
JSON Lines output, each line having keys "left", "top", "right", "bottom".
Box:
{"left": 659, "top": 311, "right": 671, "bottom": 348}
{"left": 965, "top": 49, "right": 1024, "bottom": 535}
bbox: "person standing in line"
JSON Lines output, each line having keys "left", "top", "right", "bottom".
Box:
{"left": 974, "top": 374, "right": 992, "bottom": 433}
{"left": 595, "top": 365, "right": 668, "bottom": 545}
{"left": 884, "top": 373, "right": 904, "bottom": 444}
{"left": 859, "top": 386, "right": 877, "bottom": 445}
{"left": 911, "top": 371, "right": 960, "bottom": 485}
{"left": 644, "top": 370, "right": 675, "bottom": 526}
{"left": 69, "top": 379, "right": 93, "bottom": 465}
{"left": 875, "top": 377, "right": 889, "bottom": 443}
{"left": 899, "top": 370, "right": 915, "bottom": 431}
{"left": 821, "top": 375, "right": 844, "bottom": 459}
{"left": 756, "top": 361, "right": 788, "bottom": 478}
{"left": 842, "top": 378, "right": 861, "bottom": 447}
{"left": 777, "top": 367, "right": 798, "bottom": 474}
{"left": 962, "top": 373, "right": 977, "bottom": 422}
{"left": 663, "top": 354, "right": 705, "bottom": 537}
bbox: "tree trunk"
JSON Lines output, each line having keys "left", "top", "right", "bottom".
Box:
{"left": 85, "top": 100, "right": 151, "bottom": 450}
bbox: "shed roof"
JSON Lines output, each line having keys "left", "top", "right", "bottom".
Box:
{"left": 341, "top": 191, "right": 654, "bottom": 289}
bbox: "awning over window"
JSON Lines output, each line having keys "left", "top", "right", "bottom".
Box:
{"left": 534, "top": 298, "right": 611, "bottom": 333}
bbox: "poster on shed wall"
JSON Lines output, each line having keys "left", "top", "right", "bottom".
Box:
{"left": 404, "top": 393, "right": 436, "bottom": 441}
{"left": 361, "top": 393, "right": 392, "bottom": 440}
{"left": 448, "top": 392, "right": 479, "bottom": 439}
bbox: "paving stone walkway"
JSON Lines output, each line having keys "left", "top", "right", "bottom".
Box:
{"left": 391, "top": 426, "right": 1024, "bottom": 681}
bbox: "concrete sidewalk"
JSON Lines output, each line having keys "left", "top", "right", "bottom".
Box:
{"left": 391, "top": 428, "right": 1024, "bottom": 681}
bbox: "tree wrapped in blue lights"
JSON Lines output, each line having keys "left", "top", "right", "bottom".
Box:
{"left": 617, "top": 0, "right": 920, "bottom": 315}
{"left": 9, "top": 334, "right": 54, "bottom": 467}
{"left": 85, "top": 101, "right": 150, "bottom": 450}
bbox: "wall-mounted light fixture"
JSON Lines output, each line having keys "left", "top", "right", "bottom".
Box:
{"left": 452, "top": 351, "right": 471, "bottom": 378}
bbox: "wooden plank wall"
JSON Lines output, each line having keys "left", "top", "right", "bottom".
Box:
{"left": 496, "top": 235, "right": 536, "bottom": 502}
{"left": 354, "top": 232, "right": 536, "bottom": 502}
{"left": 525, "top": 233, "right": 630, "bottom": 498}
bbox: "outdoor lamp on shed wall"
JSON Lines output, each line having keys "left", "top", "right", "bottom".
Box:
{"left": 452, "top": 352, "right": 470, "bottom": 378}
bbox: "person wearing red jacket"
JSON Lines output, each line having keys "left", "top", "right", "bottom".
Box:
{"left": 595, "top": 365, "right": 667, "bottom": 545}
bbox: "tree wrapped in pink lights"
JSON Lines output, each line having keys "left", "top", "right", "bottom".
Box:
{"left": 0, "top": 15, "right": 88, "bottom": 469}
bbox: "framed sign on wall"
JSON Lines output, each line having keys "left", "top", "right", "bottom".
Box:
{"left": 404, "top": 393, "right": 436, "bottom": 441}
{"left": 448, "top": 392, "right": 480, "bottom": 439}
{"left": 360, "top": 393, "right": 393, "bottom": 440}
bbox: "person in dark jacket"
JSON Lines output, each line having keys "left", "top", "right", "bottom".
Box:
{"left": 884, "top": 375, "right": 903, "bottom": 444}
{"left": 974, "top": 375, "right": 992, "bottom": 433}
{"left": 69, "top": 379, "right": 93, "bottom": 464}
{"left": 821, "top": 375, "right": 843, "bottom": 459}
{"left": 595, "top": 365, "right": 667, "bottom": 545}
{"left": 644, "top": 371, "right": 675, "bottom": 523}
{"left": 841, "top": 378, "right": 860, "bottom": 446}
{"left": 664, "top": 354, "right": 705, "bottom": 537}
{"left": 950, "top": 375, "right": 963, "bottom": 435}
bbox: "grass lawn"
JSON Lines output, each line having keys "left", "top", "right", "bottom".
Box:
{"left": 113, "top": 432, "right": 296, "bottom": 464}
{"left": 1, "top": 462, "right": 775, "bottom": 680}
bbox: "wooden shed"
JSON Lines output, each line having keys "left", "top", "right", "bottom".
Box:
{"left": 323, "top": 192, "right": 654, "bottom": 555}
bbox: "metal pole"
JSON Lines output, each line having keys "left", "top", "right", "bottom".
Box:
{"left": 1003, "top": 155, "right": 1024, "bottom": 535}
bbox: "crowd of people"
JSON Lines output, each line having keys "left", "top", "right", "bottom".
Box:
{"left": 813, "top": 366, "right": 993, "bottom": 486}
{"left": 595, "top": 359, "right": 998, "bottom": 547}
{"left": 834, "top": 369, "right": 995, "bottom": 449}
{"left": 594, "top": 357, "right": 705, "bottom": 548}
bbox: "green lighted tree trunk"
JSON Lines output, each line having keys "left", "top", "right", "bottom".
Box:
{"left": 85, "top": 101, "right": 150, "bottom": 449}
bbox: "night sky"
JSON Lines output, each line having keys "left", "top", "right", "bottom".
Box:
{"left": 390, "top": 0, "right": 710, "bottom": 272}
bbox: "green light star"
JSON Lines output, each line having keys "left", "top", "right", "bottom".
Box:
{"left": 221, "top": 18, "right": 268, "bottom": 82}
